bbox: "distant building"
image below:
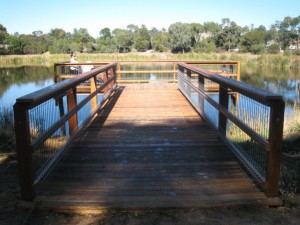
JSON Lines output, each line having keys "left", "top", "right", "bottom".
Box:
{"left": 289, "top": 40, "right": 299, "bottom": 51}
{"left": 0, "top": 44, "right": 9, "bottom": 49}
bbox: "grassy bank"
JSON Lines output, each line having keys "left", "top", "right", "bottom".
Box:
{"left": 0, "top": 105, "right": 14, "bottom": 154}
{"left": 0, "top": 52, "right": 300, "bottom": 69}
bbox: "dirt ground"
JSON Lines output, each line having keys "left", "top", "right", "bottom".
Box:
{"left": 1, "top": 156, "right": 300, "bottom": 225}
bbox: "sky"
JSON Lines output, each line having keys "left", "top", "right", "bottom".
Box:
{"left": 1, "top": 0, "right": 299, "bottom": 38}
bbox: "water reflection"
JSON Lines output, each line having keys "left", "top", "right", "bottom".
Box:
{"left": 0, "top": 66, "right": 54, "bottom": 105}
{"left": 241, "top": 66, "right": 300, "bottom": 108}
{"left": 0, "top": 64, "right": 299, "bottom": 108}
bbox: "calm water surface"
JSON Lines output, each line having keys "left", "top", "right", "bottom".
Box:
{"left": 0, "top": 64, "right": 299, "bottom": 110}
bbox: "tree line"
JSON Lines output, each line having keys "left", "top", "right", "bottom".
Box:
{"left": 0, "top": 16, "right": 299, "bottom": 55}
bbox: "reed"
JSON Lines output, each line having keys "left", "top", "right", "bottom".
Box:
{"left": 0, "top": 105, "right": 15, "bottom": 153}
{"left": 1, "top": 53, "right": 299, "bottom": 69}
{"left": 283, "top": 107, "right": 300, "bottom": 154}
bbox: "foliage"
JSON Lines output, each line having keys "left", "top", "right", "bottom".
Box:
{"left": 0, "top": 15, "right": 299, "bottom": 55}
{"left": 267, "top": 43, "right": 281, "bottom": 54}
{"left": 134, "top": 25, "right": 151, "bottom": 52}
{"left": 215, "top": 18, "right": 242, "bottom": 51}
{"left": 240, "top": 29, "right": 266, "bottom": 54}
{"left": 168, "top": 22, "right": 192, "bottom": 53}
{"left": 0, "top": 105, "right": 15, "bottom": 153}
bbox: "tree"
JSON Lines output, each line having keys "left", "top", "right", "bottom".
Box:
{"left": 216, "top": 18, "right": 242, "bottom": 51}
{"left": 134, "top": 25, "right": 151, "bottom": 52}
{"left": 6, "top": 36, "right": 25, "bottom": 54}
{"left": 49, "top": 28, "right": 66, "bottom": 39}
{"left": 149, "top": 28, "right": 169, "bottom": 52}
{"left": 0, "top": 24, "right": 8, "bottom": 44}
{"left": 97, "top": 28, "right": 117, "bottom": 53}
{"left": 240, "top": 29, "right": 266, "bottom": 54}
{"left": 193, "top": 38, "right": 216, "bottom": 53}
{"left": 190, "top": 23, "right": 203, "bottom": 46}
{"left": 279, "top": 16, "right": 300, "bottom": 49}
{"left": 112, "top": 28, "right": 132, "bottom": 53}
{"left": 168, "top": 22, "right": 192, "bottom": 53}
{"left": 99, "top": 28, "right": 112, "bottom": 39}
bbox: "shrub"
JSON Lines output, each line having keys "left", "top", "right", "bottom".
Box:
{"left": 266, "top": 43, "right": 280, "bottom": 54}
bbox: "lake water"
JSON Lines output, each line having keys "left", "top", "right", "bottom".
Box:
{"left": 0, "top": 64, "right": 299, "bottom": 111}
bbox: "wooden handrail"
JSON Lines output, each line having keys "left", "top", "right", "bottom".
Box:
{"left": 177, "top": 62, "right": 280, "bottom": 103}
{"left": 177, "top": 62, "right": 285, "bottom": 197}
{"left": 54, "top": 60, "right": 240, "bottom": 84}
{"left": 14, "top": 62, "right": 118, "bottom": 200}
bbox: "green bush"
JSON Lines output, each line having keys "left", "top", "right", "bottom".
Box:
{"left": 266, "top": 43, "right": 280, "bottom": 54}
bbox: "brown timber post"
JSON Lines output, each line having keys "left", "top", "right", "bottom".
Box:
{"left": 67, "top": 88, "right": 78, "bottom": 134}
{"left": 110, "top": 67, "right": 116, "bottom": 87}
{"left": 198, "top": 75, "right": 205, "bottom": 114}
{"left": 237, "top": 61, "right": 241, "bottom": 82}
{"left": 103, "top": 71, "right": 108, "bottom": 95}
{"left": 54, "top": 63, "right": 58, "bottom": 83}
{"left": 90, "top": 76, "right": 97, "bottom": 111}
{"left": 265, "top": 99, "right": 285, "bottom": 197}
{"left": 117, "top": 63, "right": 121, "bottom": 81}
{"left": 186, "top": 70, "right": 192, "bottom": 97}
{"left": 13, "top": 102, "right": 35, "bottom": 200}
{"left": 218, "top": 85, "right": 229, "bottom": 135}
{"left": 173, "top": 62, "right": 176, "bottom": 83}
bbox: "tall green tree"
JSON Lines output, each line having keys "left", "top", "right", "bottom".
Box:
{"left": 0, "top": 24, "right": 8, "bottom": 44}
{"left": 99, "top": 27, "right": 112, "bottom": 39}
{"left": 240, "top": 29, "right": 266, "bottom": 54}
{"left": 112, "top": 28, "right": 132, "bottom": 53}
{"left": 168, "top": 22, "right": 192, "bottom": 53}
{"left": 49, "top": 28, "right": 67, "bottom": 39}
{"left": 97, "top": 28, "right": 117, "bottom": 53}
{"left": 149, "top": 28, "right": 169, "bottom": 52}
{"left": 6, "top": 36, "right": 25, "bottom": 54}
{"left": 134, "top": 25, "right": 151, "bottom": 52}
{"left": 216, "top": 18, "right": 242, "bottom": 51}
{"left": 278, "top": 16, "right": 300, "bottom": 49}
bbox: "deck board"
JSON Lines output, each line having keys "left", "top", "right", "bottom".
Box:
{"left": 35, "top": 84, "right": 281, "bottom": 210}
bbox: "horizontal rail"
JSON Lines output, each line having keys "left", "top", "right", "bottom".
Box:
{"left": 177, "top": 62, "right": 284, "bottom": 197}
{"left": 14, "top": 62, "right": 118, "bottom": 200}
{"left": 54, "top": 60, "right": 240, "bottom": 84}
{"left": 177, "top": 62, "right": 278, "bottom": 103}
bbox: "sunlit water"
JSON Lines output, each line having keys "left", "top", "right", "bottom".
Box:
{"left": 0, "top": 64, "right": 299, "bottom": 114}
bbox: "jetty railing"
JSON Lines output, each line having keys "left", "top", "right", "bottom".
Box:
{"left": 54, "top": 60, "right": 240, "bottom": 84}
{"left": 14, "top": 62, "right": 117, "bottom": 200}
{"left": 177, "top": 62, "right": 285, "bottom": 197}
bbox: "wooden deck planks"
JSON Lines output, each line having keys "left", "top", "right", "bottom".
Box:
{"left": 35, "top": 84, "right": 281, "bottom": 210}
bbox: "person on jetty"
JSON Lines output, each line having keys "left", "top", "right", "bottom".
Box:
{"left": 69, "top": 53, "right": 82, "bottom": 74}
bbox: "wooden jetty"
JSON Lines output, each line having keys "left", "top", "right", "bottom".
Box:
{"left": 34, "top": 84, "right": 280, "bottom": 209}
{"left": 14, "top": 61, "right": 284, "bottom": 210}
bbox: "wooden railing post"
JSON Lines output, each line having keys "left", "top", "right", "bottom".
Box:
{"left": 110, "top": 67, "right": 116, "bottom": 87}
{"left": 117, "top": 63, "right": 121, "bottom": 81}
{"left": 186, "top": 70, "right": 192, "bottom": 97}
{"left": 54, "top": 63, "right": 58, "bottom": 83}
{"left": 173, "top": 62, "right": 176, "bottom": 83}
{"left": 90, "top": 76, "right": 97, "bottom": 111}
{"left": 266, "top": 99, "right": 285, "bottom": 197}
{"left": 67, "top": 88, "right": 78, "bottom": 134}
{"left": 218, "top": 85, "right": 229, "bottom": 135}
{"left": 198, "top": 75, "right": 205, "bottom": 114}
{"left": 13, "top": 103, "right": 35, "bottom": 200}
{"left": 103, "top": 71, "right": 108, "bottom": 95}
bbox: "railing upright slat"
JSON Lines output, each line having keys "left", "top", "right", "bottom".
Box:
{"left": 13, "top": 103, "right": 35, "bottom": 200}
{"left": 67, "top": 88, "right": 78, "bottom": 134}
{"left": 266, "top": 99, "right": 285, "bottom": 197}
{"left": 218, "top": 86, "right": 229, "bottom": 135}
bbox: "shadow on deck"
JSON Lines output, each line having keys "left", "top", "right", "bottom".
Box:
{"left": 35, "top": 84, "right": 281, "bottom": 210}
